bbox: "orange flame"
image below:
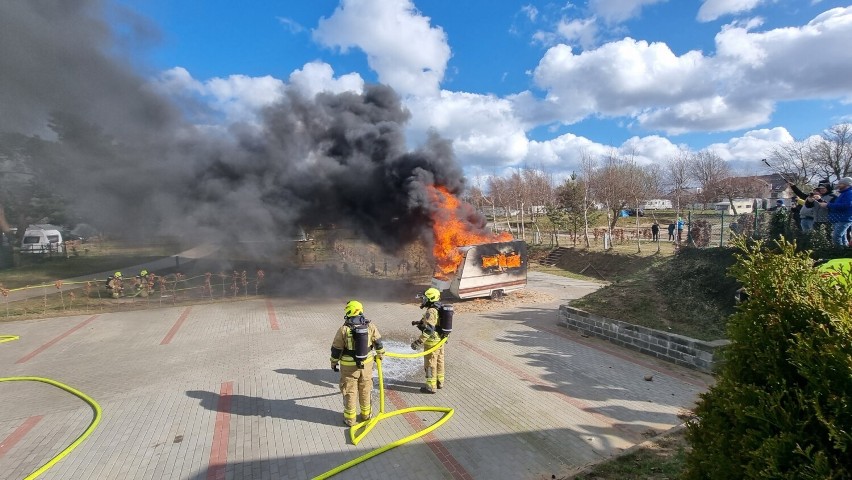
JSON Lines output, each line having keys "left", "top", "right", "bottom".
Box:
{"left": 428, "top": 185, "right": 512, "bottom": 278}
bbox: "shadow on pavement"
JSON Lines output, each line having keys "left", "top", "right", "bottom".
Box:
{"left": 186, "top": 389, "right": 340, "bottom": 427}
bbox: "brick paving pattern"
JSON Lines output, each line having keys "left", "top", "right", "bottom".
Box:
{"left": 0, "top": 271, "right": 710, "bottom": 479}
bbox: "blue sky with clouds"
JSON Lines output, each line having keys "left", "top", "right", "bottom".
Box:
{"left": 39, "top": 1, "right": 852, "bottom": 179}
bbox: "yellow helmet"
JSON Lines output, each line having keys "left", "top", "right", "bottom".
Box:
{"left": 344, "top": 300, "right": 363, "bottom": 318}
{"left": 140, "top": 269, "right": 148, "bottom": 276}
{"left": 114, "top": 272, "right": 122, "bottom": 278}
{"left": 424, "top": 287, "right": 440, "bottom": 303}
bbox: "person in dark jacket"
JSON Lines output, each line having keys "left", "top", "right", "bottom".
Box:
{"left": 816, "top": 177, "right": 852, "bottom": 247}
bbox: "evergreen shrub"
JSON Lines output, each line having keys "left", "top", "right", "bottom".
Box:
{"left": 684, "top": 239, "right": 852, "bottom": 479}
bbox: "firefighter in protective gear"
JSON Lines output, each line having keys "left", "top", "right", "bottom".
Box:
{"left": 136, "top": 269, "right": 154, "bottom": 298}
{"left": 411, "top": 287, "right": 445, "bottom": 393}
{"left": 106, "top": 272, "right": 123, "bottom": 299}
{"left": 330, "top": 300, "right": 385, "bottom": 426}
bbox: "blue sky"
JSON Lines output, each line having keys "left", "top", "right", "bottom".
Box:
{"left": 38, "top": 1, "right": 852, "bottom": 178}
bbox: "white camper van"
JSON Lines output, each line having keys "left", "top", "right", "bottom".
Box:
{"left": 21, "top": 226, "right": 64, "bottom": 254}
{"left": 641, "top": 199, "right": 673, "bottom": 210}
{"left": 431, "top": 240, "right": 528, "bottom": 299}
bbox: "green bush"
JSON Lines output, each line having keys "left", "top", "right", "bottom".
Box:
{"left": 684, "top": 239, "right": 852, "bottom": 479}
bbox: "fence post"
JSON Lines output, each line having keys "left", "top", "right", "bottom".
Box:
{"left": 720, "top": 211, "right": 725, "bottom": 247}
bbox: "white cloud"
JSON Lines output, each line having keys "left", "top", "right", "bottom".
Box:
{"left": 698, "top": 0, "right": 765, "bottom": 23}
{"left": 288, "top": 61, "right": 364, "bottom": 97}
{"left": 588, "top": 0, "right": 668, "bottom": 24}
{"left": 277, "top": 17, "right": 305, "bottom": 34}
{"left": 530, "top": 7, "right": 852, "bottom": 135}
{"left": 533, "top": 39, "right": 711, "bottom": 123}
{"left": 702, "top": 127, "right": 795, "bottom": 162}
{"left": 556, "top": 17, "right": 599, "bottom": 50}
{"left": 405, "top": 91, "right": 530, "bottom": 167}
{"left": 313, "top": 0, "right": 451, "bottom": 97}
{"left": 153, "top": 67, "right": 284, "bottom": 123}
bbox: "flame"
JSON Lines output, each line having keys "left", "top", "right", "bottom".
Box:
{"left": 481, "top": 253, "right": 521, "bottom": 270}
{"left": 428, "top": 185, "right": 512, "bottom": 278}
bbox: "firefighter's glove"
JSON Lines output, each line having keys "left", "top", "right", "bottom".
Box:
{"left": 411, "top": 320, "right": 420, "bottom": 326}
{"left": 411, "top": 339, "right": 423, "bottom": 350}
{"left": 331, "top": 362, "right": 339, "bottom": 372}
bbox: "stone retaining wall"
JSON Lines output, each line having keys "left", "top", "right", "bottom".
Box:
{"left": 559, "top": 305, "right": 728, "bottom": 373}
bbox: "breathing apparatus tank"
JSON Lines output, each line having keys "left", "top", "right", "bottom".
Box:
{"left": 436, "top": 303, "right": 453, "bottom": 337}
{"left": 349, "top": 316, "right": 370, "bottom": 368}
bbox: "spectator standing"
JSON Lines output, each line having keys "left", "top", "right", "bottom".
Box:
{"left": 812, "top": 181, "right": 836, "bottom": 240}
{"left": 667, "top": 222, "right": 675, "bottom": 242}
{"left": 817, "top": 177, "right": 852, "bottom": 247}
{"left": 651, "top": 222, "right": 660, "bottom": 242}
{"left": 676, "top": 217, "right": 684, "bottom": 243}
{"left": 799, "top": 191, "right": 818, "bottom": 233}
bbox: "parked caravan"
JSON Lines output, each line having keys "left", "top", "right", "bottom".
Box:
{"left": 431, "top": 240, "right": 528, "bottom": 299}
{"left": 20, "top": 225, "right": 64, "bottom": 254}
{"left": 714, "top": 199, "right": 757, "bottom": 215}
{"left": 641, "top": 199, "right": 673, "bottom": 210}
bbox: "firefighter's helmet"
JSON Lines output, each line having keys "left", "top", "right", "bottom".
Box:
{"left": 141, "top": 269, "right": 148, "bottom": 276}
{"left": 344, "top": 300, "right": 363, "bottom": 318}
{"left": 114, "top": 272, "right": 122, "bottom": 278}
{"left": 424, "top": 287, "right": 440, "bottom": 303}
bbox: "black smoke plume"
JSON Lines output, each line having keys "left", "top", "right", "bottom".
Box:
{"left": 0, "top": 1, "right": 476, "bottom": 257}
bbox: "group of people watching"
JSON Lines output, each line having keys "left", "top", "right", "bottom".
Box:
{"left": 788, "top": 177, "right": 852, "bottom": 247}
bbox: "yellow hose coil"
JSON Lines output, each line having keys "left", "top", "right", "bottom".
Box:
{"left": 0, "top": 335, "right": 20, "bottom": 343}
{"left": 312, "top": 337, "right": 452, "bottom": 480}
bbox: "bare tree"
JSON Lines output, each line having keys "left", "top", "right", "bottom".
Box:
{"left": 811, "top": 123, "right": 852, "bottom": 181}
{"left": 666, "top": 148, "right": 691, "bottom": 214}
{"left": 767, "top": 138, "right": 819, "bottom": 185}
{"left": 579, "top": 152, "right": 596, "bottom": 247}
{"left": 690, "top": 150, "right": 731, "bottom": 207}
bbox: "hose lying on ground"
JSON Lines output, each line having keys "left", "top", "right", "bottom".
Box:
{"left": 312, "top": 337, "right": 453, "bottom": 480}
{"left": 1, "top": 336, "right": 103, "bottom": 480}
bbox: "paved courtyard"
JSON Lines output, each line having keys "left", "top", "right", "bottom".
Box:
{"left": 0, "top": 271, "right": 711, "bottom": 479}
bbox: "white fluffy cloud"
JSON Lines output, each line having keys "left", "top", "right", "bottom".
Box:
{"left": 313, "top": 0, "right": 451, "bottom": 97}
{"left": 155, "top": 67, "right": 285, "bottom": 123}
{"left": 405, "top": 91, "right": 530, "bottom": 167}
{"left": 697, "top": 0, "right": 764, "bottom": 22}
{"left": 589, "top": 0, "right": 668, "bottom": 24}
{"left": 702, "top": 127, "right": 795, "bottom": 162}
{"left": 287, "top": 61, "right": 364, "bottom": 97}
{"left": 531, "top": 7, "right": 852, "bottom": 135}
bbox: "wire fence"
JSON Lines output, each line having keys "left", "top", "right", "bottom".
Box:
{"left": 532, "top": 208, "right": 832, "bottom": 251}
{"left": 0, "top": 270, "right": 266, "bottom": 318}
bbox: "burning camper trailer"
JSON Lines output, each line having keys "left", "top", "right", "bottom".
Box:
{"left": 431, "top": 240, "right": 527, "bottom": 299}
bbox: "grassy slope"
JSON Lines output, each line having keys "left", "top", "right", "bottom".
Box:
{"left": 534, "top": 245, "right": 739, "bottom": 341}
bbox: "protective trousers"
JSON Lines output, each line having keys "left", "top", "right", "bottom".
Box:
{"left": 339, "top": 363, "right": 373, "bottom": 424}
{"left": 423, "top": 345, "right": 445, "bottom": 389}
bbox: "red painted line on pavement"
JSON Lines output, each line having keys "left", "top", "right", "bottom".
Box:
{"left": 15, "top": 315, "right": 98, "bottom": 364}
{"left": 535, "top": 324, "right": 710, "bottom": 389}
{"left": 459, "top": 339, "right": 639, "bottom": 439}
{"left": 386, "top": 390, "right": 474, "bottom": 480}
{"left": 207, "top": 381, "right": 233, "bottom": 480}
{"left": 265, "top": 300, "right": 280, "bottom": 331}
{"left": 160, "top": 307, "right": 192, "bottom": 345}
{"left": 0, "top": 415, "right": 44, "bottom": 458}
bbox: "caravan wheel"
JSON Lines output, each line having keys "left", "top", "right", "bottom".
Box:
{"left": 490, "top": 289, "right": 504, "bottom": 300}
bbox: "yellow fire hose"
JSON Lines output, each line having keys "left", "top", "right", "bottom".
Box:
{"left": 312, "top": 337, "right": 453, "bottom": 480}
{"left": 1, "top": 337, "right": 103, "bottom": 480}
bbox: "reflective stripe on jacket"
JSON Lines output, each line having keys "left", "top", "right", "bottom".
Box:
{"left": 330, "top": 322, "right": 384, "bottom": 366}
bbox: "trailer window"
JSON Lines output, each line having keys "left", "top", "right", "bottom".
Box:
{"left": 47, "top": 235, "right": 60, "bottom": 243}
{"left": 481, "top": 252, "right": 522, "bottom": 270}
{"left": 23, "top": 236, "right": 40, "bottom": 244}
